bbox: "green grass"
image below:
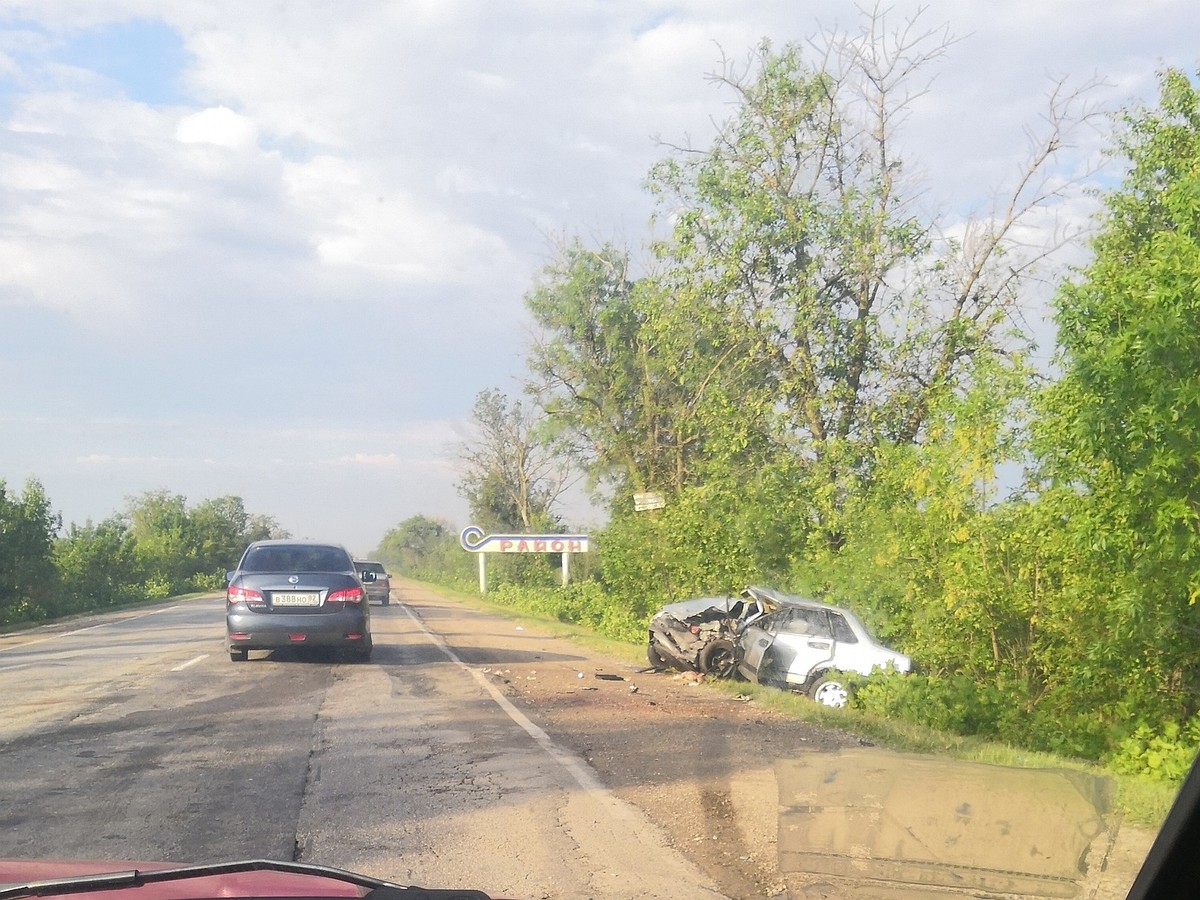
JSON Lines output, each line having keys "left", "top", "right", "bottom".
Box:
{"left": 408, "top": 576, "right": 1182, "bottom": 829}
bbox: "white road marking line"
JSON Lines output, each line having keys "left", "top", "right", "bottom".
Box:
{"left": 400, "top": 604, "right": 638, "bottom": 820}
{"left": 171, "top": 654, "right": 209, "bottom": 672}
{"left": 0, "top": 663, "right": 31, "bottom": 673}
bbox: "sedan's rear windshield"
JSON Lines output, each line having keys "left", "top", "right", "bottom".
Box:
{"left": 241, "top": 545, "right": 351, "bottom": 573}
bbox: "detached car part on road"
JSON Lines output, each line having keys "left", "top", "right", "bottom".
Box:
{"left": 736, "top": 588, "right": 911, "bottom": 707}
{"left": 646, "top": 589, "right": 776, "bottom": 678}
{"left": 226, "top": 540, "right": 373, "bottom": 662}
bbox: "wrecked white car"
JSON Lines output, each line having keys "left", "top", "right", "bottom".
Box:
{"left": 736, "top": 590, "right": 911, "bottom": 707}
{"left": 646, "top": 589, "right": 774, "bottom": 678}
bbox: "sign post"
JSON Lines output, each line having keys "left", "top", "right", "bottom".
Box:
{"left": 459, "top": 526, "right": 591, "bottom": 593}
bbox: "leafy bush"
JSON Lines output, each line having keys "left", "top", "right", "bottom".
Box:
{"left": 1108, "top": 719, "right": 1200, "bottom": 783}
{"left": 481, "top": 581, "right": 645, "bottom": 642}
{"left": 850, "top": 673, "right": 1010, "bottom": 737}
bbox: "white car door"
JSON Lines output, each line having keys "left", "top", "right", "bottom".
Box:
{"left": 769, "top": 607, "right": 837, "bottom": 686}
{"left": 743, "top": 607, "right": 836, "bottom": 687}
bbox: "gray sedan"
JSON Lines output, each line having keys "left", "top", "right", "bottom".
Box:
{"left": 226, "top": 540, "right": 373, "bottom": 662}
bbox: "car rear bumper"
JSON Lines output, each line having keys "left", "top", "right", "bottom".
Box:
{"left": 226, "top": 608, "right": 371, "bottom": 650}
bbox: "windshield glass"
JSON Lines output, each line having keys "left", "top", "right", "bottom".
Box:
{"left": 0, "top": 5, "right": 1195, "bottom": 900}
{"left": 241, "top": 545, "right": 351, "bottom": 573}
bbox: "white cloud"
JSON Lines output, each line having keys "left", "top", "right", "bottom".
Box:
{"left": 175, "top": 105, "right": 257, "bottom": 148}
{"left": 0, "top": 0, "right": 1197, "bottom": 545}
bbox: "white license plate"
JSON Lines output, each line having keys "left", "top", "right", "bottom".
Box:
{"left": 271, "top": 592, "right": 321, "bottom": 607}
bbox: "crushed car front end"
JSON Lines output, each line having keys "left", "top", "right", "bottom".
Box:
{"left": 646, "top": 589, "right": 775, "bottom": 677}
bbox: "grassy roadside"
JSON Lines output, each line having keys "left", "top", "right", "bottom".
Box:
{"left": 404, "top": 577, "right": 1181, "bottom": 829}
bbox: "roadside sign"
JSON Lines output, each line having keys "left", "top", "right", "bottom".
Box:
{"left": 634, "top": 491, "right": 666, "bottom": 511}
{"left": 459, "top": 526, "right": 589, "bottom": 554}
{"left": 459, "top": 525, "right": 590, "bottom": 593}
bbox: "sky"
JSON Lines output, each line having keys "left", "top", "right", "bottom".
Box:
{"left": 0, "top": 1, "right": 1196, "bottom": 556}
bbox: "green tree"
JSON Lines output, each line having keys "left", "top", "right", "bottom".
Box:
{"left": 526, "top": 9, "right": 1084, "bottom": 608}
{"left": 122, "top": 490, "right": 285, "bottom": 594}
{"left": 374, "top": 515, "right": 466, "bottom": 582}
{"left": 1035, "top": 67, "right": 1200, "bottom": 732}
{"left": 187, "top": 496, "right": 249, "bottom": 579}
{"left": 53, "top": 516, "right": 142, "bottom": 611}
{"left": 525, "top": 241, "right": 755, "bottom": 500}
{"left": 457, "top": 389, "right": 575, "bottom": 532}
{"left": 124, "top": 490, "right": 191, "bottom": 594}
{"left": 646, "top": 19, "right": 1085, "bottom": 546}
{"left": 244, "top": 513, "right": 289, "bottom": 543}
{"left": 0, "top": 478, "right": 60, "bottom": 622}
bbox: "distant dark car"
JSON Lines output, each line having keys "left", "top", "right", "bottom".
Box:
{"left": 226, "top": 540, "right": 373, "bottom": 662}
{"left": 354, "top": 560, "right": 391, "bottom": 605}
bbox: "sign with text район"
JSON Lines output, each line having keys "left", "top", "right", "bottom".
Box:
{"left": 459, "top": 525, "right": 590, "bottom": 592}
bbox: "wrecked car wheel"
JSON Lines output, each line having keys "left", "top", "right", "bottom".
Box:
{"left": 647, "top": 640, "right": 670, "bottom": 670}
{"left": 808, "top": 676, "right": 849, "bottom": 708}
{"left": 699, "top": 639, "right": 737, "bottom": 679}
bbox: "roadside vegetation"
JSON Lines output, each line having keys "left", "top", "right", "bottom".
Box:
{"left": 374, "top": 15, "right": 1200, "bottom": 801}
{"left": 0, "top": 485, "right": 285, "bottom": 626}
{"left": 4, "top": 10, "right": 1197, "bottom": 821}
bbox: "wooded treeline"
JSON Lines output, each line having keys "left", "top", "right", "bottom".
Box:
{"left": 401, "top": 21, "right": 1200, "bottom": 776}
{"left": 0, "top": 484, "right": 285, "bottom": 625}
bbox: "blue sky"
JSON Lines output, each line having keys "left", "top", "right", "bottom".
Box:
{"left": 0, "top": 1, "right": 1197, "bottom": 554}
{"left": 60, "top": 18, "right": 189, "bottom": 105}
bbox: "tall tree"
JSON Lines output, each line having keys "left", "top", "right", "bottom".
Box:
{"left": 457, "top": 389, "right": 576, "bottom": 532}
{"left": 648, "top": 14, "right": 1090, "bottom": 536}
{"left": 124, "top": 490, "right": 191, "bottom": 591}
{"left": 1036, "top": 67, "right": 1200, "bottom": 725}
{"left": 374, "top": 514, "right": 456, "bottom": 575}
{"left": 54, "top": 516, "right": 142, "bottom": 610}
{"left": 525, "top": 242, "right": 755, "bottom": 499}
{"left": 0, "top": 478, "right": 60, "bottom": 621}
{"left": 526, "top": 8, "right": 1092, "bottom": 549}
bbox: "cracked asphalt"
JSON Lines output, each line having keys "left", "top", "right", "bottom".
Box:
{"left": 0, "top": 582, "right": 1154, "bottom": 899}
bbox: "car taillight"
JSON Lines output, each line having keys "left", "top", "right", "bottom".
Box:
{"left": 228, "top": 586, "right": 263, "bottom": 605}
{"left": 328, "top": 587, "right": 363, "bottom": 605}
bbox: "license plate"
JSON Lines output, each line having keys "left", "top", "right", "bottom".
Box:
{"left": 271, "top": 592, "right": 321, "bottom": 607}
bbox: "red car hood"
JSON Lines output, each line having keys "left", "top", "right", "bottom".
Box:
{"left": 0, "top": 861, "right": 366, "bottom": 900}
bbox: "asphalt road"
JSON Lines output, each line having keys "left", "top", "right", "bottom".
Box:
{"left": 0, "top": 591, "right": 721, "bottom": 899}
{"left": 0, "top": 584, "right": 1153, "bottom": 899}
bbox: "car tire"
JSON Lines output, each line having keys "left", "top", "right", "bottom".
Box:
{"left": 699, "top": 639, "right": 738, "bottom": 679}
{"left": 808, "top": 674, "right": 849, "bottom": 708}
{"left": 230, "top": 648, "right": 248, "bottom": 662}
{"left": 381, "top": 596, "right": 390, "bottom": 606}
{"left": 354, "top": 646, "right": 372, "bottom": 663}
{"left": 647, "top": 639, "right": 669, "bottom": 670}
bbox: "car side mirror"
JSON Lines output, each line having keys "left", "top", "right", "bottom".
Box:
{"left": 225, "top": 570, "right": 236, "bottom": 583}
